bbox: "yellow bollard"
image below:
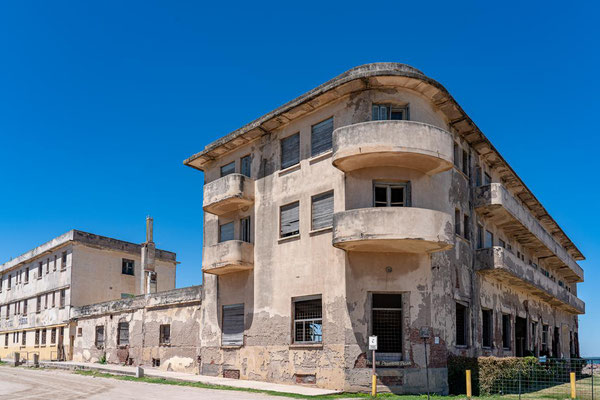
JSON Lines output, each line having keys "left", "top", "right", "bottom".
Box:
{"left": 570, "top": 372, "right": 576, "bottom": 399}
{"left": 371, "top": 374, "right": 377, "bottom": 397}
{"left": 466, "top": 369, "right": 472, "bottom": 399}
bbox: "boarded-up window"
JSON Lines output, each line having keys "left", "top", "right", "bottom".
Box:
{"left": 160, "top": 324, "right": 171, "bottom": 345}
{"left": 240, "top": 155, "right": 251, "bottom": 177}
{"left": 311, "top": 117, "right": 333, "bottom": 156}
{"left": 220, "top": 162, "right": 235, "bottom": 177}
{"left": 95, "top": 326, "right": 105, "bottom": 348}
{"left": 294, "top": 296, "right": 322, "bottom": 343}
{"left": 118, "top": 322, "right": 129, "bottom": 346}
{"left": 281, "top": 133, "right": 300, "bottom": 169}
{"left": 456, "top": 303, "right": 467, "bottom": 346}
{"left": 372, "top": 293, "right": 402, "bottom": 354}
{"left": 280, "top": 202, "right": 300, "bottom": 238}
{"left": 219, "top": 222, "right": 234, "bottom": 242}
{"left": 222, "top": 304, "right": 244, "bottom": 346}
{"left": 311, "top": 191, "right": 333, "bottom": 230}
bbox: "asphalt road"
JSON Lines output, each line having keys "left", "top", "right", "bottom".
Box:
{"left": 0, "top": 366, "right": 285, "bottom": 399}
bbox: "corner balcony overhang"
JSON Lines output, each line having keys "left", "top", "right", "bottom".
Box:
{"left": 203, "top": 174, "right": 254, "bottom": 216}
{"left": 332, "top": 207, "right": 454, "bottom": 253}
{"left": 475, "top": 183, "right": 583, "bottom": 283}
{"left": 332, "top": 121, "right": 454, "bottom": 175}
{"left": 202, "top": 240, "right": 254, "bottom": 275}
{"left": 476, "top": 247, "right": 585, "bottom": 315}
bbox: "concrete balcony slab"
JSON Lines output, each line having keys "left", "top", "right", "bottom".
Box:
{"left": 202, "top": 240, "right": 254, "bottom": 275}
{"left": 203, "top": 174, "right": 254, "bottom": 216}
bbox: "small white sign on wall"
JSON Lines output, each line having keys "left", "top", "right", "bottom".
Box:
{"left": 368, "top": 335, "right": 378, "bottom": 351}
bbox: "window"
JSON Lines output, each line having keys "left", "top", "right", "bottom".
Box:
{"left": 531, "top": 321, "right": 538, "bottom": 354}
{"left": 454, "top": 143, "right": 460, "bottom": 168}
{"left": 475, "top": 165, "right": 482, "bottom": 186}
{"left": 51, "top": 328, "right": 56, "bottom": 344}
{"left": 23, "top": 300, "right": 27, "bottom": 316}
{"left": 482, "top": 309, "right": 493, "bottom": 348}
{"left": 372, "top": 104, "right": 408, "bottom": 120}
{"left": 53, "top": 255, "right": 57, "bottom": 271}
{"left": 542, "top": 325, "right": 549, "bottom": 353}
{"left": 462, "top": 150, "right": 469, "bottom": 176}
{"left": 25, "top": 267, "right": 29, "bottom": 283}
{"left": 60, "top": 289, "right": 66, "bottom": 308}
{"left": 7, "top": 274, "right": 10, "bottom": 289}
{"left": 92, "top": 325, "right": 104, "bottom": 349}
{"left": 311, "top": 117, "right": 334, "bottom": 157}
{"left": 220, "top": 161, "right": 235, "bottom": 177}
{"left": 372, "top": 293, "right": 403, "bottom": 355}
{"left": 456, "top": 303, "right": 468, "bottom": 346}
{"left": 51, "top": 292, "right": 55, "bottom": 308}
{"left": 4, "top": 333, "right": 8, "bottom": 347}
{"left": 77, "top": 327, "right": 82, "bottom": 337}
{"left": 117, "top": 322, "right": 129, "bottom": 345}
{"left": 502, "top": 314, "right": 511, "bottom": 350}
{"left": 463, "top": 214, "right": 470, "bottom": 240}
{"left": 239, "top": 217, "right": 251, "bottom": 243}
{"left": 485, "top": 230, "right": 494, "bottom": 248}
{"left": 484, "top": 172, "right": 492, "bottom": 185}
{"left": 374, "top": 182, "right": 409, "bottom": 207}
{"left": 46, "top": 258, "right": 49, "bottom": 274}
{"left": 61, "top": 251, "right": 67, "bottom": 270}
{"left": 454, "top": 209, "right": 461, "bottom": 235}
{"left": 222, "top": 304, "right": 244, "bottom": 346}
{"left": 219, "top": 222, "right": 234, "bottom": 242}
{"left": 240, "top": 155, "right": 251, "bottom": 177}
{"left": 22, "top": 331, "right": 26, "bottom": 346}
{"left": 280, "top": 201, "right": 300, "bottom": 238}
{"left": 281, "top": 133, "right": 300, "bottom": 169}
{"left": 311, "top": 191, "right": 334, "bottom": 230}
{"left": 41, "top": 329, "right": 46, "bottom": 345}
{"left": 38, "top": 262, "right": 42, "bottom": 279}
{"left": 122, "top": 259, "right": 134, "bottom": 276}
{"left": 499, "top": 238, "right": 506, "bottom": 248}
{"left": 293, "top": 296, "right": 322, "bottom": 343}
{"left": 159, "top": 324, "right": 171, "bottom": 345}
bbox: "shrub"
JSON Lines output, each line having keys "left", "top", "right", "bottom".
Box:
{"left": 98, "top": 353, "right": 107, "bottom": 365}
{"left": 448, "top": 355, "right": 479, "bottom": 395}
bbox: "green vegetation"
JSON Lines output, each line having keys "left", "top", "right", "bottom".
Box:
{"left": 98, "top": 353, "right": 107, "bottom": 365}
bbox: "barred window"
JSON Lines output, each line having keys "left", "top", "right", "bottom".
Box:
{"left": 118, "top": 322, "right": 129, "bottom": 346}
{"left": 293, "top": 297, "right": 322, "bottom": 343}
{"left": 372, "top": 293, "right": 402, "bottom": 355}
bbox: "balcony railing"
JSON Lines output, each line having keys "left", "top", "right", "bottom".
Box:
{"left": 332, "top": 207, "right": 454, "bottom": 253}
{"left": 203, "top": 174, "right": 254, "bottom": 216}
{"left": 332, "top": 120, "right": 454, "bottom": 175}
{"left": 202, "top": 240, "right": 254, "bottom": 275}
{"left": 474, "top": 183, "right": 583, "bottom": 283}
{"left": 476, "top": 247, "right": 584, "bottom": 314}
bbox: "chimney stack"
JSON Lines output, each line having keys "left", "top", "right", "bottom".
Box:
{"left": 146, "top": 216, "right": 154, "bottom": 243}
{"left": 141, "top": 216, "right": 156, "bottom": 294}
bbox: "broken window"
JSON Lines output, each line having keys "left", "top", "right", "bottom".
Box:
{"left": 374, "top": 182, "right": 409, "bottom": 207}
{"left": 240, "top": 217, "right": 251, "bottom": 243}
{"left": 482, "top": 309, "right": 493, "bottom": 348}
{"left": 240, "top": 155, "right": 251, "bottom": 177}
{"left": 280, "top": 201, "right": 300, "bottom": 238}
{"left": 159, "top": 324, "right": 171, "bottom": 345}
{"left": 372, "top": 293, "right": 403, "bottom": 357}
{"left": 372, "top": 104, "right": 408, "bottom": 121}
{"left": 311, "top": 191, "right": 334, "bottom": 230}
{"left": 311, "top": 117, "right": 334, "bottom": 157}
{"left": 293, "top": 296, "right": 322, "bottom": 344}
{"left": 502, "top": 314, "right": 511, "bottom": 350}
{"left": 220, "top": 161, "right": 235, "bottom": 177}
{"left": 117, "top": 322, "right": 129, "bottom": 346}
{"left": 95, "top": 326, "right": 105, "bottom": 349}
{"left": 281, "top": 133, "right": 300, "bottom": 170}
{"left": 222, "top": 304, "right": 244, "bottom": 346}
{"left": 456, "top": 303, "right": 468, "bottom": 346}
{"left": 219, "top": 222, "right": 234, "bottom": 242}
{"left": 454, "top": 209, "right": 461, "bottom": 235}
{"left": 122, "top": 259, "right": 135, "bottom": 276}
{"left": 485, "top": 230, "right": 494, "bottom": 248}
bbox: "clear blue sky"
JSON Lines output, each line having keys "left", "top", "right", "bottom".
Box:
{"left": 0, "top": 1, "right": 598, "bottom": 355}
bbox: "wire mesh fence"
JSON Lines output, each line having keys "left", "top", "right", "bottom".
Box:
{"left": 475, "top": 358, "right": 600, "bottom": 399}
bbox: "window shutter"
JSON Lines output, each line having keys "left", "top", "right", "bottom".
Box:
{"left": 222, "top": 304, "right": 244, "bottom": 346}
{"left": 280, "top": 202, "right": 299, "bottom": 237}
{"left": 311, "top": 192, "right": 333, "bottom": 230}
{"left": 311, "top": 117, "right": 333, "bottom": 156}
{"left": 281, "top": 134, "right": 300, "bottom": 169}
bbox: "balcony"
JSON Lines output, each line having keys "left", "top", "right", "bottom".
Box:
{"left": 332, "top": 207, "right": 454, "bottom": 253}
{"left": 475, "top": 184, "right": 583, "bottom": 283}
{"left": 203, "top": 174, "right": 254, "bottom": 216}
{"left": 332, "top": 121, "right": 454, "bottom": 175}
{"left": 202, "top": 240, "right": 254, "bottom": 275}
{"left": 476, "top": 247, "right": 585, "bottom": 314}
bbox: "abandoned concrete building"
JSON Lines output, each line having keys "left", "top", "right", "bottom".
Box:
{"left": 184, "top": 63, "right": 585, "bottom": 393}
{"left": 0, "top": 218, "right": 177, "bottom": 361}
{"left": 71, "top": 285, "right": 202, "bottom": 372}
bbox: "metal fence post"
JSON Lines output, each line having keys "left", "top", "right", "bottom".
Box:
{"left": 518, "top": 368, "right": 522, "bottom": 400}
{"left": 466, "top": 369, "right": 472, "bottom": 400}
{"left": 570, "top": 372, "right": 576, "bottom": 399}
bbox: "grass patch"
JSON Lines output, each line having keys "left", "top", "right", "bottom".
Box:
{"left": 72, "top": 369, "right": 494, "bottom": 399}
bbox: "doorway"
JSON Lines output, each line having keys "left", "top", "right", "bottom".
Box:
{"left": 515, "top": 317, "right": 527, "bottom": 357}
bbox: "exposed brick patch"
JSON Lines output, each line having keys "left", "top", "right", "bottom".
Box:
{"left": 223, "top": 369, "right": 240, "bottom": 379}
{"left": 408, "top": 328, "right": 448, "bottom": 368}
{"left": 295, "top": 374, "right": 317, "bottom": 384}
{"left": 116, "top": 348, "right": 129, "bottom": 364}
{"left": 354, "top": 352, "right": 368, "bottom": 368}
{"left": 378, "top": 375, "right": 403, "bottom": 386}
